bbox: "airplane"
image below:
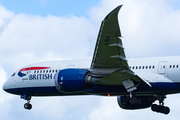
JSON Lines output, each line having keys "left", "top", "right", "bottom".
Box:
{"left": 3, "top": 5, "right": 179, "bottom": 115}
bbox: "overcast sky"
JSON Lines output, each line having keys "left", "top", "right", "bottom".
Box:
{"left": 1, "top": 0, "right": 180, "bottom": 120}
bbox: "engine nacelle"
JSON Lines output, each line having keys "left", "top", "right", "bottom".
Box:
{"left": 54, "top": 68, "right": 99, "bottom": 93}
{"left": 117, "top": 96, "right": 156, "bottom": 110}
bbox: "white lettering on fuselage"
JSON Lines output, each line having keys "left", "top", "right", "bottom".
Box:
{"left": 29, "top": 74, "right": 53, "bottom": 80}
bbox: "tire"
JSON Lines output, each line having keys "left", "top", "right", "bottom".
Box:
{"left": 151, "top": 104, "right": 158, "bottom": 112}
{"left": 163, "top": 107, "right": 170, "bottom": 115}
{"left": 24, "top": 103, "right": 32, "bottom": 110}
{"left": 157, "top": 106, "right": 163, "bottom": 113}
{"left": 28, "top": 104, "right": 32, "bottom": 110}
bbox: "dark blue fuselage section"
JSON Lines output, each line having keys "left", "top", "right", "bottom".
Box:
{"left": 4, "top": 82, "right": 180, "bottom": 96}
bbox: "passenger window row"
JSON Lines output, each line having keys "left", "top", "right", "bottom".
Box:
{"left": 34, "top": 69, "right": 60, "bottom": 73}
{"left": 169, "top": 65, "right": 178, "bottom": 68}
{"left": 129, "top": 66, "right": 155, "bottom": 70}
{"left": 130, "top": 65, "right": 179, "bottom": 69}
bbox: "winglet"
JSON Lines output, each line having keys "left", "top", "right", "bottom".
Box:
{"left": 105, "top": 5, "right": 123, "bottom": 20}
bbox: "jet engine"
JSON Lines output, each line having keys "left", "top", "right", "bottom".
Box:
{"left": 54, "top": 68, "right": 100, "bottom": 93}
{"left": 117, "top": 96, "right": 156, "bottom": 110}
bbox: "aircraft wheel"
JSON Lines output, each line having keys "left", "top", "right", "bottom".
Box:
{"left": 163, "top": 106, "right": 170, "bottom": 114}
{"left": 157, "top": 106, "right": 164, "bottom": 113}
{"left": 151, "top": 104, "right": 158, "bottom": 111}
{"left": 151, "top": 104, "right": 170, "bottom": 114}
{"left": 24, "top": 103, "right": 32, "bottom": 110}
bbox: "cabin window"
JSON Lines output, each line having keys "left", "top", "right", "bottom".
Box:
{"left": 169, "top": 65, "right": 172, "bottom": 68}
{"left": 37, "top": 70, "right": 39, "bottom": 73}
{"left": 149, "top": 66, "right": 151, "bottom": 69}
{"left": 46, "top": 70, "right": 48, "bottom": 73}
{"left": 139, "top": 66, "right": 141, "bottom": 69}
{"left": 146, "top": 66, "right": 148, "bottom": 69}
{"left": 49, "top": 70, "right": 51, "bottom": 73}
{"left": 43, "top": 70, "right": 45, "bottom": 73}
{"left": 55, "top": 70, "right": 58, "bottom": 72}
{"left": 40, "top": 70, "right": 42, "bottom": 73}
{"left": 176, "top": 65, "right": 179, "bottom": 68}
{"left": 136, "top": 66, "right": 138, "bottom": 69}
{"left": 152, "top": 66, "right": 155, "bottom": 69}
{"left": 34, "top": 71, "right": 36, "bottom": 73}
{"left": 52, "top": 70, "right": 54, "bottom": 72}
{"left": 142, "top": 66, "right": 144, "bottom": 69}
{"left": 173, "top": 65, "right": 175, "bottom": 68}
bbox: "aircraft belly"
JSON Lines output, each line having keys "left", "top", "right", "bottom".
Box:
{"left": 5, "top": 81, "right": 180, "bottom": 96}
{"left": 5, "top": 86, "right": 60, "bottom": 96}
{"left": 87, "top": 82, "right": 180, "bottom": 95}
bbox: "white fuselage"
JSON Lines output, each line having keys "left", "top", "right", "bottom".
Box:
{"left": 3, "top": 56, "right": 180, "bottom": 96}
{"left": 129, "top": 56, "right": 180, "bottom": 83}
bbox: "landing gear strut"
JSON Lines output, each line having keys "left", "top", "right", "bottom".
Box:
{"left": 151, "top": 95, "right": 170, "bottom": 114}
{"left": 21, "top": 95, "right": 32, "bottom": 110}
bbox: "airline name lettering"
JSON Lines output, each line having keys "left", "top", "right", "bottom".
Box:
{"left": 29, "top": 74, "right": 53, "bottom": 80}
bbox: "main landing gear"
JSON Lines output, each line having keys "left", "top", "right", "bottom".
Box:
{"left": 151, "top": 95, "right": 170, "bottom": 114}
{"left": 128, "top": 92, "right": 170, "bottom": 114}
{"left": 21, "top": 95, "right": 32, "bottom": 110}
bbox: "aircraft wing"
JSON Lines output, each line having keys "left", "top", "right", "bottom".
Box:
{"left": 90, "top": 5, "right": 151, "bottom": 88}
{"left": 91, "top": 5, "right": 128, "bottom": 69}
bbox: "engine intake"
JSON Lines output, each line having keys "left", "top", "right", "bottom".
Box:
{"left": 54, "top": 68, "right": 100, "bottom": 93}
